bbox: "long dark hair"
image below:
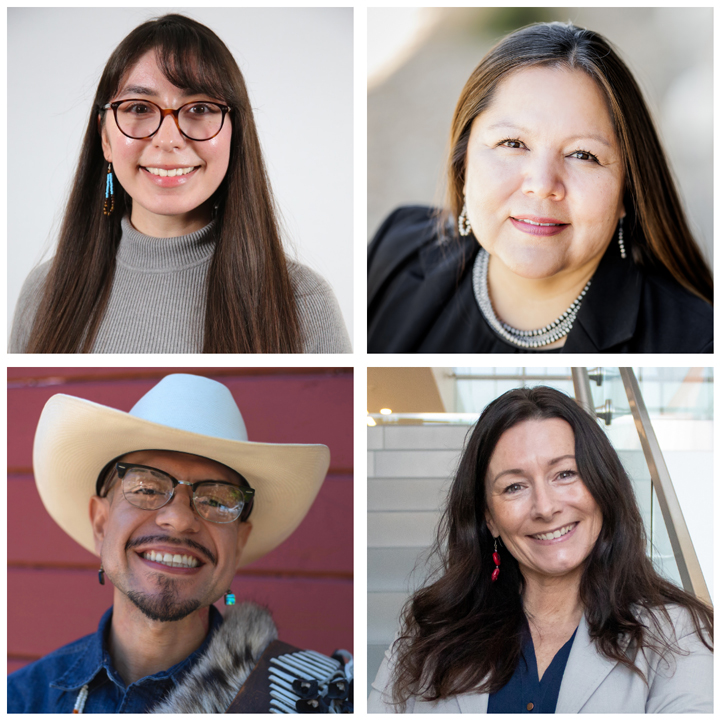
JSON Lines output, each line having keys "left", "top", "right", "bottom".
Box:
{"left": 446, "top": 22, "right": 712, "bottom": 304}
{"left": 391, "top": 386, "right": 713, "bottom": 708}
{"left": 26, "top": 14, "right": 301, "bottom": 353}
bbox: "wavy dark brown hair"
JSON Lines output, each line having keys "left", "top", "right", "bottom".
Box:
{"left": 391, "top": 386, "right": 713, "bottom": 708}
{"left": 26, "top": 14, "right": 301, "bottom": 353}
{"left": 445, "top": 22, "right": 712, "bottom": 304}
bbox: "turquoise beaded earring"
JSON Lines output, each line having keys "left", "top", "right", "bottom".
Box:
{"left": 103, "top": 163, "right": 114, "bottom": 216}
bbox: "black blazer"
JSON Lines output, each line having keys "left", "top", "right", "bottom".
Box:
{"left": 368, "top": 206, "right": 713, "bottom": 353}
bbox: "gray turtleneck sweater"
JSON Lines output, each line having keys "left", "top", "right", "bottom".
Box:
{"left": 10, "top": 218, "right": 352, "bottom": 353}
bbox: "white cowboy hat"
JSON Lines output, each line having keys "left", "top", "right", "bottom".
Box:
{"left": 33, "top": 373, "right": 330, "bottom": 567}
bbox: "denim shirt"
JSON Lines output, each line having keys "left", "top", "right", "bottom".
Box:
{"left": 8, "top": 605, "right": 223, "bottom": 713}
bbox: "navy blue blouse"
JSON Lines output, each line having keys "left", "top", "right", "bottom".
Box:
{"left": 487, "top": 625, "right": 578, "bottom": 713}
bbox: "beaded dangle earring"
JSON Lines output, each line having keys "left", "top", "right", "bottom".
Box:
{"left": 103, "top": 163, "right": 115, "bottom": 216}
{"left": 224, "top": 590, "right": 236, "bottom": 606}
{"left": 491, "top": 539, "right": 501, "bottom": 582}
{"left": 98, "top": 564, "right": 105, "bottom": 585}
{"left": 617, "top": 217, "right": 626, "bottom": 259}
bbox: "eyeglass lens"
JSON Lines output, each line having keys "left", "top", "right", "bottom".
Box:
{"left": 121, "top": 466, "right": 245, "bottom": 523}
{"left": 115, "top": 100, "right": 225, "bottom": 140}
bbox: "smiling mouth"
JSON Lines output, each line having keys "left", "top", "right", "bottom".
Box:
{"left": 140, "top": 550, "right": 201, "bottom": 568}
{"left": 512, "top": 218, "right": 567, "bottom": 227}
{"left": 142, "top": 166, "right": 198, "bottom": 177}
{"left": 531, "top": 522, "right": 578, "bottom": 541}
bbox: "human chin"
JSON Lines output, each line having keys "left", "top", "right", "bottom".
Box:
{"left": 126, "top": 575, "right": 202, "bottom": 622}
{"left": 492, "top": 232, "right": 569, "bottom": 279}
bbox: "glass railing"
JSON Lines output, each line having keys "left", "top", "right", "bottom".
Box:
{"left": 585, "top": 368, "right": 712, "bottom": 604}
{"left": 369, "top": 367, "right": 712, "bottom": 602}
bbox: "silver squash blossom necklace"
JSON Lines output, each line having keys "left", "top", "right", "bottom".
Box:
{"left": 472, "top": 248, "right": 591, "bottom": 349}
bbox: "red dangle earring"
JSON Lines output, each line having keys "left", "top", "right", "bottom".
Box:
{"left": 491, "top": 538, "right": 501, "bottom": 582}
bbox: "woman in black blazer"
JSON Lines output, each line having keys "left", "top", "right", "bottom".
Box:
{"left": 368, "top": 23, "right": 712, "bottom": 353}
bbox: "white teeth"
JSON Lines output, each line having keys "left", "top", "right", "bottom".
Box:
{"left": 533, "top": 523, "right": 576, "bottom": 541}
{"left": 142, "top": 550, "right": 199, "bottom": 568}
{"left": 518, "top": 218, "right": 563, "bottom": 226}
{"left": 144, "top": 166, "right": 196, "bottom": 177}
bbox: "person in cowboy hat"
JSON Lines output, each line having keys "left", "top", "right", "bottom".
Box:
{"left": 8, "top": 373, "right": 353, "bottom": 713}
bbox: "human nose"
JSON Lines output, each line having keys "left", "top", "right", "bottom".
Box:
{"left": 154, "top": 484, "right": 200, "bottom": 532}
{"left": 521, "top": 151, "right": 565, "bottom": 200}
{"left": 531, "top": 481, "right": 562, "bottom": 521}
{"left": 152, "top": 110, "right": 185, "bottom": 149}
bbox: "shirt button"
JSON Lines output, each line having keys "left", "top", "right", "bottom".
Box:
{"left": 527, "top": 702, "right": 535, "bottom": 711}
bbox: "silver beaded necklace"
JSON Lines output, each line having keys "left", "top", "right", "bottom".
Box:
{"left": 472, "top": 248, "right": 591, "bottom": 349}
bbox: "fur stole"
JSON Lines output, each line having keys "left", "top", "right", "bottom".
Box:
{"left": 151, "top": 602, "right": 277, "bottom": 713}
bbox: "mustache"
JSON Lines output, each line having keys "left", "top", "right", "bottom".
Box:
{"left": 127, "top": 535, "right": 217, "bottom": 565}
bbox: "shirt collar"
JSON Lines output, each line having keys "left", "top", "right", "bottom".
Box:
{"left": 51, "top": 605, "right": 224, "bottom": 692}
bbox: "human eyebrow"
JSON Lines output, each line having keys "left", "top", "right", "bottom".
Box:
{"left": 564, "top": 134, "right": 613, "bottom": 149}
{"left": 547, "top": 454, "right": 576, "bottom": 466}
{"left": 491, "top": 467, "right": 525, "bottom": 486}
{"left": 116, "top": 85, "right": 157, "bottom": 98}
{"left": 115, "top": 85, "right": 209, "bottom": 100}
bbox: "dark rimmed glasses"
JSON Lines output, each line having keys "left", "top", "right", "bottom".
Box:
{"left": 110, "top": 462, "right": 254, "bottom": 523}
{"left": 101, "top": 99, "right": 231, "bottom": 141}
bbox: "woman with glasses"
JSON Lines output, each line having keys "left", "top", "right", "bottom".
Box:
{"left": 10, "top": 13, "right": 351, "bottom": 353}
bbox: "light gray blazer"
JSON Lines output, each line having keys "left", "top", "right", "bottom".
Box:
{"left": 368, "top": 606, "right": 712, "bottom": 713}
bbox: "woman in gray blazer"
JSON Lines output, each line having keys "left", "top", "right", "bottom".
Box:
{"left": 369, "top": 387, "right": 713, "bottom": 713}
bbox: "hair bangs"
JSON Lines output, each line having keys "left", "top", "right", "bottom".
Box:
{"left": 154, "top": 40, "right": 236, "bottom": 107}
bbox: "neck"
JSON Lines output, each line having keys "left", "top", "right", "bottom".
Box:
{"left": 129, "top": 203, "right": 212, "bottom": 238}
{"left": 487, "top": 252, "right": 598, "bottom": 337}
{"left": 521, "top": 566, "right": 584, "bottom": 631}
{"left": 108, "top": 592, "right": 212, "bottom": 685}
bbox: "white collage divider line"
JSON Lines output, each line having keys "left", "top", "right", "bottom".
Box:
{"left": 5, "top": 6, "right": 719, "bottom": 712}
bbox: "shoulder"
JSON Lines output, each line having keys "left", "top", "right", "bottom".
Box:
{"left": 10, "top": 259, "right": 53, "bottom": 353}
{"left": 368, "top": 206, "right": 446, "bottom": 285}
{"left": 637, "top": 603, "right": 712, "bottom": 645}
{"left": 7, "top": 632, "right": 94, "bottom": 713}
{"left": 636, "top": 604, "right": 713, "bottom": 713}
{"left": 639, "top": 267, "right": 713, "bottom": 352}
{"left": 288, "top": 261, "right": 352, "bottom": 353}
{"left": 369, "top": 637, "right": 464, "bottom": 714}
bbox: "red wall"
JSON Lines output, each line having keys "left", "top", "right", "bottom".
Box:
{"left": 7, "top": 367, "right": 353, "bottom": 673}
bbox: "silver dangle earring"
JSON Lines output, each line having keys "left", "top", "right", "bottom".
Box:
{"left": 458, "top": 201, "right": 472, "bottom": 237}
{"left": 617, "top": 217, "right": 626, "bottom": 259}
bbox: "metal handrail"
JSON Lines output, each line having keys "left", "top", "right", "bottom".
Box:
{"left": 619, "top": 368, "right": 711, "bottom": 605}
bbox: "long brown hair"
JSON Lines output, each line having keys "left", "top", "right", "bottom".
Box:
{"left": 446, "top": 22, "right": 712, "bottom": 304}
{"left": 27, "top": 14, "right": 301, "bottom": 353}
{"left": 391, "top": 386, "right": 712, "bottom": 708}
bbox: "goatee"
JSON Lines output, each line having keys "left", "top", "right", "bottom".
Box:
{"left": 126, "top": 574, "right": 200, "bottom": 622}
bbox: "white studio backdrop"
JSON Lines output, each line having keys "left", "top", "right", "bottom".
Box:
{"left": 7, "top": 7, "right": 354, "bottom": 345}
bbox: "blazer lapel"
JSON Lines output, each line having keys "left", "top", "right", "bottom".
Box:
{"left": 555, "top": 615, "right": 619, "bottom": 712}
{"left": 565, "top": 245, "right": 642, "bottom": 352}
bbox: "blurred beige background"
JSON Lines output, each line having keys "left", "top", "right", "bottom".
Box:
{"left": 367, "top": 7, "right": 712, "bottom": 268}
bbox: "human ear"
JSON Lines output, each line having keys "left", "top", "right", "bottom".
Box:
{"left": 485, "top": 511, "right": 498, "bottom": 539}
{"left": 100, "top": 117, "right": 113, "bottom": 163}
{"left": 89, "top": 495, "right": 111, "bottom": 556}
{"left": 234, "top": 521, "right": 252, "bottom": 570}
